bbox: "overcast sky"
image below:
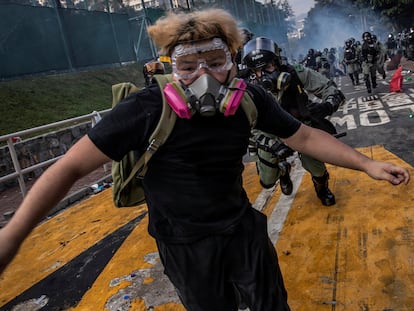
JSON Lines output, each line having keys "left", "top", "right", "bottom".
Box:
{"left": 289, "top": 0, "right": 315, "bottom": 16}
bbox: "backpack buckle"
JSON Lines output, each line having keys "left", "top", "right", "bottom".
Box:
{"left": 147, "top": 138, "right": 160, "bottom": 154}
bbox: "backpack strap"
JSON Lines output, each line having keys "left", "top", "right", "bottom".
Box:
{"left": 122, "top": 74, "right": 176, "bottom": 184}
{"left": 240, "top": 92, "right": 257, "bottom": 128}
{"left": 137, "top": 74, "right": 176, "bottom": 178}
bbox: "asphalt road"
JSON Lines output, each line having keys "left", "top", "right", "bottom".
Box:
{"left": 330, "top": 65, "right": 414, "bottom": 166}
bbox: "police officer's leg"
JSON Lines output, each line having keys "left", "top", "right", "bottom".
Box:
{"left": 362, "top": 63, "right": 371, "bottom": 93}
{"left": 257, "top": 148, "right": 281, "bottom": 189}
{"left": 257, "top": 148, "right": 293, "bottom": 195}
{"left": 348, "top": 72, "right": 355, "bottom": 85}
{"left": 299, "top": 153, "right": 336, "bottom": 206}
{"left": 347, "top": 65, "right": 355, "bottom": 85}
{"left": 352, "top": 63, "right": 360, "bottom": 84}
{"left": 377, "top": 63, "right": 386, "bottom": 79}
{"left": 354, "top": 71, "right": 360, "bottom": 85}
{"left": 370, "top": 64, "right": 377, "bottom": 88}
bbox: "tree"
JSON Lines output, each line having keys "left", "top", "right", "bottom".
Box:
{"left": 277, "top": 0, "right": 294, "bottom": 18}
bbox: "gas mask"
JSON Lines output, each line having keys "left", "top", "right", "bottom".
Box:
{"left": 164, "top": 74, "right": 247, "bottom": 119}
{"left": 260, "top": 71, "right": 291, "bottom": 92}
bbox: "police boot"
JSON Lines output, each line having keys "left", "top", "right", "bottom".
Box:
{"left": 278, "top": 161, "right": 293, "bottom": 195}
{"left": 312, "top": 171, "right": 336, "bottom": 206}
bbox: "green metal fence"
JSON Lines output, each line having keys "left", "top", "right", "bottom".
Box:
{"left": 0, "top": 4, "right": 140, "bottom": 78}
{"left": 0, "top": 0, "right": 289, "bottom": 79}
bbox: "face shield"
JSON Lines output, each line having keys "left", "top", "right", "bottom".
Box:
{"left": 171, "top": 38, "right": 233, "bottom": 80}
{"left": 242, "top": 37, "right": 279, "bottom": 70}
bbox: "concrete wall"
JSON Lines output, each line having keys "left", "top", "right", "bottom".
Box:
{"left": 0, "top": 123, "right": 91, "bottom": 189}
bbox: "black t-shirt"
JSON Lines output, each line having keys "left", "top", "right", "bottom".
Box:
{"left": 88, "top": 82, "right": 301, "bottom": 243}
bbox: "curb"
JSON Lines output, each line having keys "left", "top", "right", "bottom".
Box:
{"left": 49, "top": 174, "right": 113, "bottom": 218}
{"left": 0, "top": 174, "right": 114, "bottom": 228}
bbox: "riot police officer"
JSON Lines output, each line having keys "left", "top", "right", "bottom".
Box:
{"left": 316, "top": 50, "right": 331, "bottom": 79}
{"left": 372, "top": 34, "right": 387, "bottom": 79}
{"left": 385, "top": 33, "right": 397, "bottom": 59}
{"left": 303, "top": 48, "right": 318, "bottom": 71}
{"left": 361, "top": 31, "right": 378, "bottom": 93}
{"left": 342, "top": 38, "right": 360, "bottom": 86}
{"left": 243, "top": 37, "right": 346, "bottom": 206}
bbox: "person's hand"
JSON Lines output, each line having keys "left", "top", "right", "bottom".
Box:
{"left": 366, "top": 161, "right": 410, "bottom": 185}
{"left": 307, "top": 101, "right": 333, "bottom": 119}
{"left": 0, "top": 228, "right": 21, "bottom": 276}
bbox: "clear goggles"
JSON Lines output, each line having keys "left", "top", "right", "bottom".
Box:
{"left": 171, "top": 38, "right": 233, "bottom": 80}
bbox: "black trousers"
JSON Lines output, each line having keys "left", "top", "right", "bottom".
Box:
{"left": 156, "top": 208, "right": 291, "bottom": 311}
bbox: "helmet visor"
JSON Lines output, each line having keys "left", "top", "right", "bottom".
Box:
{"left": 172, "top": 38, "right": 233, "bottom": 80}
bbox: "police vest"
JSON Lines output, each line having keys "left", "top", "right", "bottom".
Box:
{"left": 344, "top": 47, "right": 356, "bottom": 61}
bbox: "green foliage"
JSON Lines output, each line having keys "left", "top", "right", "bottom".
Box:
{"left": 0, "top": 64, "right": 145, "bottom": 136}
{"left": 313, "top": 0, "right": 414, "bottom": 30}
{"left": 277, "top": 0, "right": 294, "bottom": 19}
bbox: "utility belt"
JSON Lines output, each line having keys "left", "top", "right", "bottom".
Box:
{"left": 248, "top": 133, "right": 294, "bottom": 160}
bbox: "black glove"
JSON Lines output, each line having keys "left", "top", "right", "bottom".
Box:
{"left": 307, "top": 101, "right": 333, "bottom": 119}
{"left": 270, "top": 143, "right": 294, "bottom": 159}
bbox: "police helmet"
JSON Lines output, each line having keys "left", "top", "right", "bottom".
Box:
{"left": 242, "top": 37, "right": 280, "bottom": 69}
{"left": 362, "top": 31, "right": 372, "bottom": 41}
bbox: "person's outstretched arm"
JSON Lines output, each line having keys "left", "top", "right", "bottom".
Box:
{"left": 0, "top": 135, "right": 111, "bottom": 274}
{"left": 284, "top": 124, "right": 410, "bottom": 185}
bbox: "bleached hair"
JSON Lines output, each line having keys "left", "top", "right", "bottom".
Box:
{"left": 147, "top": 9, "right": 244, "bottom": 56}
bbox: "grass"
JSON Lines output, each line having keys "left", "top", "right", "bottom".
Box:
{"left": 0, "top": 63, "right": 145, "bottom": 136}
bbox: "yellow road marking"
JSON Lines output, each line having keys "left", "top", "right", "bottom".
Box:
{"left": 0, "top": 189, "right": 145, "bottom": 306}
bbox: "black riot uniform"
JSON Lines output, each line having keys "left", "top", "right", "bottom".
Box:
{"left": 342, "top": 39, "right": 360, "bottom": 86}
{"left": 361, "top": 31, "right": 378, "bottom": 93}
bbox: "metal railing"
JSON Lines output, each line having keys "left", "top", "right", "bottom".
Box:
{"left": 0, "top": 109, "right": 111, "bottom": 199}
